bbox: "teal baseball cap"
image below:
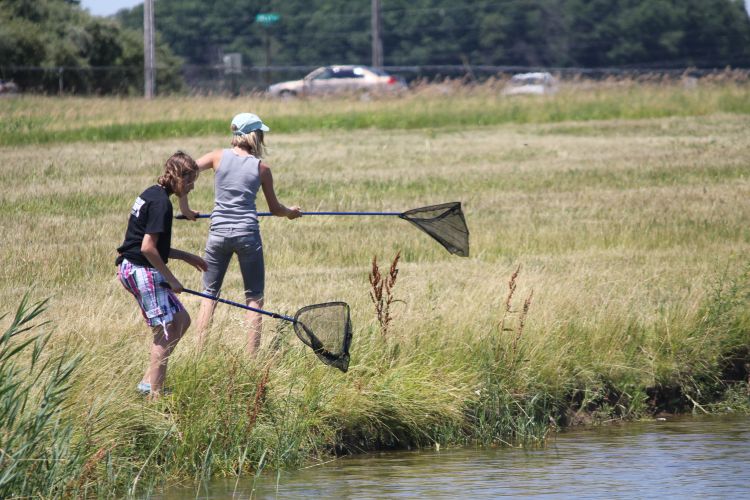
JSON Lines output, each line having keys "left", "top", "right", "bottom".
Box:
{"left": 230, "top": 112, "right": 270, "bottom": 135}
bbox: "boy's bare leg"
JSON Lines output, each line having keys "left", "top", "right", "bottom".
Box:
{"left": 246, "top": 298, "right": 263, "bottom": 355}
{"left": 196, "top": 297, "right": 218, "bottom": 349}
{"left": 142, "top": 309, "right": 191, "bottom": 396}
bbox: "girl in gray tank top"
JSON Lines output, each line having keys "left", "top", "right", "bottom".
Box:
{"left": 210, "top": 149, "right": 261, "bottom": 233}
{"left": 179, "top": 112, "right": 302, "bottom": 354}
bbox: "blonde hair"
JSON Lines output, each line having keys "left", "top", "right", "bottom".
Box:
{"left": 158, "top": 151, "right": 199, "bottom": 194}
{"left": 231, "top": 129, "right": 265, "bottom": 158}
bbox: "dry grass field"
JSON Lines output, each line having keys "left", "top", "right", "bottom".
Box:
{"left": 1, "top": 85, "right": 748, "bottom": 494}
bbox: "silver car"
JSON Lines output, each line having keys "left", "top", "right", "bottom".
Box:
{"left": 267, "top": 65, "right": 406, "bottom": 97}
{"left": 503, "top": 72, "right": 558, "bottom": 96}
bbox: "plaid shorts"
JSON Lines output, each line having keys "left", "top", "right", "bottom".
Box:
{"left": 117, "top": 258, "right": 184, "bottom": 328}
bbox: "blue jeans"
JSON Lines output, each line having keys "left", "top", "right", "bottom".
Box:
{"left": 202, "top": 228, "right": 264, "bottom": 300}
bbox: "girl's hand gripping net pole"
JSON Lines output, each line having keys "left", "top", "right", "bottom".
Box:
{"left": 176, "top": 201, "right": 470, "bottom": 257}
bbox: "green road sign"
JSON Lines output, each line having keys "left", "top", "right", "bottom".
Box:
{"left": 256, "top": 13, "right": 280, "bottom": 27}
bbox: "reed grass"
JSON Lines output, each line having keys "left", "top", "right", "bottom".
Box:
{"left": 0, "top": 81, "right": 748, "bottom": 495}
{"left": 0, "top": 297, "right": 89, "bottom": 498}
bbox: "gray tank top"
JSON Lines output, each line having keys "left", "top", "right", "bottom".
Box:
{"left": 210, "top": 149, "right": 261, "bottom": 232}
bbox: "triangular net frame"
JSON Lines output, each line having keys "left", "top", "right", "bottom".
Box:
{"left": 293, "top": 302, "right": 352, "bottom": 372}
{"left": 399, "top": 202, "right": 470, "bottom": 257}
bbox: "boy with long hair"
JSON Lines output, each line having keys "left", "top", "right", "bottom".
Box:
{"left": 116, "top": 151, "right": 208, "bottom": 397}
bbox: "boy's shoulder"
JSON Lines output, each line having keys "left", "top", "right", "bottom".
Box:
{"left": 138, "top": 185, "right": 171, "bottom": 205}
{"left": 136, "top": 185, "right": 171, "bottom": 213}
{"left": 140, "top": 184, "right": 166, "bottom": 199}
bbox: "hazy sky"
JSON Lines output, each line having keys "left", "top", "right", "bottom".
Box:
{"left": 80, "top": 0, "right": 141, "bottom": 17}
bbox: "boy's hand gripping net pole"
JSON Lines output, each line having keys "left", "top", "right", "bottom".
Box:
{"left": 160, "top": 283, "right": 352, "bottom": 372}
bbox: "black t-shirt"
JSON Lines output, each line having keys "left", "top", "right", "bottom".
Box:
{"left": 116, "top": 185, "right": 173, "bottom": 267}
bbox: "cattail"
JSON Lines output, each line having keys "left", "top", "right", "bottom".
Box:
{"left": 388, "top": 251, "right": 400, "bottom": 289}
{"left": 514, "top": 290, "right": 534, "bottom": 355}
{"left": 247, "top": 365, "right": 270, "bottom": 433}
{"left": 369, "top": 251, "right": 400, "bottom": 338}
{"left": 506, "top": 265, "right": 520, "bottom": 313}
{"left": 498, "top": 265, "right": 521, "bottom": 333}
{"left": 78, "top": 446, "right": 109, "bottom": 490}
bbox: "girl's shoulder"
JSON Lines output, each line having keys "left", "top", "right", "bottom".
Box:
{"left": 197, "top": 149, "right": 224, "bottom": 171}
{"left": 258, "top": 161, "right": 273, "bottom": 180}
{"left": 211, "top": 149, "right": 228, "bottom": 169}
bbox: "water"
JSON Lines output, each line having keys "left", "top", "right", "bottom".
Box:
{"left": 164, "top": 415, "right": 750, "bottom": 499}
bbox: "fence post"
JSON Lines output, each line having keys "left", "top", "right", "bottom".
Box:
{"left": 58, "top": 67, "right": 63, "bottom": 95}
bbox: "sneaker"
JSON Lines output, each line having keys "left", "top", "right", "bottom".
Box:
{"left": 136, "top": 381, "right": 172, "bottom": 396}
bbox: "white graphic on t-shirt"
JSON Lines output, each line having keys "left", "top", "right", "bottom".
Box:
{"left": 131, "top": 197, "right": 145, "bottom": 217}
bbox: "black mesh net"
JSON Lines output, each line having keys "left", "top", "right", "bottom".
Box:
{"left": 293, "top": 302, "right": 352, "bottom": 372}
{"left": 399, "top": 202, "right": 470, "bottom": 257}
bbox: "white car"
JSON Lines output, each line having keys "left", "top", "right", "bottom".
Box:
{"left": 0, "top": 79, "right": 19, "bottom": 95}
{"left": 267, "top": 65, "right": 406, "bottom": 97}
{"left": 503, "top": 72, "right": 557, "bottom": 95}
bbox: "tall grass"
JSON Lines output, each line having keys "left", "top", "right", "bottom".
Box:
{"left": 0, "top": 297, "right": 84, "bottom": 497}
{"left": 0, "top": 82, "right": 748, "bottom": 495}
{"left": 2, "top": 77, "right": 750, "bottom": 146}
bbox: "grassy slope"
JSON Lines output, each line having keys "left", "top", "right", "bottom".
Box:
{"left": 0, "top": 83, "right": 748, "bottom": 494}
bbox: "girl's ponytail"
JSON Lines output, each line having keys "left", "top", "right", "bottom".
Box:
{"left": 231, "top": 130, "right": 265, "bottom": 158}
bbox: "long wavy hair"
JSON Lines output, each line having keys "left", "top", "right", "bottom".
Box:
{"left": 158, "top": 151, "right": 199, "bottom": 194}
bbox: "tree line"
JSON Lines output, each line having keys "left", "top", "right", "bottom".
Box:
{"left": 0, "top": 0, "right": 182, "bottom": 94}
{"left": 2, "top": 0, "right": 750, "bottom": 94}
{"left": 117, "top": 0, "right": 750, "bottom": 69}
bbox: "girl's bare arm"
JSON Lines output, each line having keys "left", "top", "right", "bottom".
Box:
{"left": 259, "top": 162, "right": 301, "bottom": 219}
{"left": 179, "top": 150, "right": 222, "bottom": 219}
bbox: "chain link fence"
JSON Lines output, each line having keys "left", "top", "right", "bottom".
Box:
{"left": 1, "top": 64, "right": 744, "bottom": 96}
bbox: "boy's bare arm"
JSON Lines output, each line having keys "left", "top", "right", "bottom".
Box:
{"left": 141, "top": 233, "right": 182, "bottom": 292}
{"left": 170, "top": 249, "right": 208, "bottom": 272}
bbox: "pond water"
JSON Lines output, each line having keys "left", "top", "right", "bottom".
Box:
{"left": 162, "top": 414, "right": 750, "bottom": 499}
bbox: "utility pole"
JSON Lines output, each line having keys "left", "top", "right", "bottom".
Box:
{"left": 264, "top": 27, "right": 271, "bottom": 86}
{"left": 371, "top": 0, "right": 383, "bottom": 68}
{"left": 144, "top": 0, "right": 156, "bottom": 99}
{"left": 255, "top": 13, "right": 280, "bottom": 87}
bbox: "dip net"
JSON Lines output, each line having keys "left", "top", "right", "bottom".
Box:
{"left": 293, "top": 302, "right": 352, "bottom": 372}
{"left": 399, "top": 202, "right": 470, "bottom": 257}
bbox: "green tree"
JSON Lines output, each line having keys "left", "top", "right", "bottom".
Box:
{"left": 679, "top": 0, "right": 750, "bottom": 67}
{"left": 115, "top": 0, "right": 750, "bottom": 79}
{"left": 607, "top": 0, "right": 687, "bottom": 66}
{"left": 0, "top": 0, "right": 183, "bottom": 94}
